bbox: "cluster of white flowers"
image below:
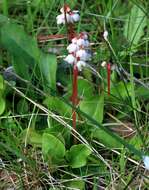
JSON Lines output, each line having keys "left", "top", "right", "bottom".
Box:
{"left": 64, "top": 32, "right": 91, "bottom": 71}
{"left": 56, "top": 5, "right": 80, "bottom": 25}
{"left": 56, "top": 5, "right": 91, "bottom": 71}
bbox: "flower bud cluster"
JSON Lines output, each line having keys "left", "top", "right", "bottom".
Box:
{"left": 56, "top": 5, "right": 80, "bottom": 25}
{"left": 64, "top": 33, "right": 91, "bottom": 71}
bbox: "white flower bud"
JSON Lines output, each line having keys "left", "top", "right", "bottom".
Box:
{"left": 101, "top": 61, "right": 107, "bottom": 67}
{"left": 77, "top": 60, "right": 86, "bottom": 71}
{"left": 143, "top": 156, "right": 149, "bottom": 170}
{"left": 103, "top": 30, "right": 108, "bottom": 41}
{"left": 64, "top": 54, "right": 76, "bottom": 64}
{"left": 67, "top": 43, "right": 79, "bottom": 53}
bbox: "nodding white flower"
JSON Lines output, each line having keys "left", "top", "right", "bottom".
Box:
{"left": 76, "top": 38, "right": 87, "bottom": 47}
{"left": 76, "top": 60, "right": 86, "bottom": 71}
{"left": 67, "top": 43, "right": 79, "bottom": 53}
{"left": 56, "top": 14, "right": 65, "bottom": 24}
{"left": 76, "top": 49, "right": 91, "bottom": 61}
{"left": 64, "top": 54, "right": 76, "bottom": 64}
{"left": 101, "top": 61, "right": 107, "bottom": 67}
{"left": 75, "top": 38, "right": 89, "bottom": 47}
{"left": 143, "top": 156, "right": 149, "bottom": 170}
{"left": 103, "top": 30, "right": 108, "bottom": 41}
{"left": 71, "top": 12, "right": 80, "bottom": 22}
{"left": 56, "top": 13, "right": 73, "bottom": 24}
{"left": 57, "top": 6, "right": 79, "bottom": 24}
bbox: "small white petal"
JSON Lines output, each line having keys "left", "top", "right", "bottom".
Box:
{"left": 143, "top": 156, "right": 149, "bottom": 170}
{"left": 83, "top": 40, "right": 90, "bottom": 47}
{"left": 71, "top": 37, "right": 77, "bottom": 44}
{"left": 103, "top": 30, "right": 108, "bottom": 41}
{"left": 71, "top": 13, "right": 80, "bottom": 22}
{"left": 66, "top": 13, "right": 73, "bottom": 23}
{"left": 77, "top": 61, "right": 86, "bottom": 71}
{"left": 76, "top": 49, "right": 91, "bottom": 61}
{"left": 56, "top": 14, "right": 65, "bottom": 25}
{"left": 67, "top": 43, "right": 79, "bottom": 53}
{"left": 76, "top": 49, "right": 85, "bottom": 58}
{"left": 64, "top": 54, "right": 76, "bottom": 64}
{"left": 76, "top": 38, "right": 86, "bottom": 46}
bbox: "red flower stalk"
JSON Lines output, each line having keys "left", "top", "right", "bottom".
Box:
{"left": 69, "top": 36, "right": 78, "bottom": 144}
{"left": 68, "top": 23, "right": 76, "bottom": 41}
{"left": 71, "top": 64, "right": 79, "bottom": 144}
{"left": 107, "top": 63, "right": 111, "bottom": 95}
{"left": 63, "top": 5, "right": 79, "bottom": 143}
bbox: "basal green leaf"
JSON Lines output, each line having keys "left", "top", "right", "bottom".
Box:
{"left": 0, "top": 22, "right": 40, "bottom": 80}
{"left": 43, "top": 96, "right": 71, "bottom": 117}
{"left": 21, "top": 128, "right": 43, "bottom": 146}
{"left": 39, "top": 53, "right": 57, "bottom": 91}
{"left": 0, "top": 22, "right": 39, "bottom": 63}
{"left": 66, "top": 144, "right": 91, "bottom": 168}
{"left": 42, "top": 133, "right": 65, "bottom": 161}
{"left": 0, "top": 22, "right": 57, "bottom": 89}
{"left": 80, "top": 93, "right": 104, "bottom": 124}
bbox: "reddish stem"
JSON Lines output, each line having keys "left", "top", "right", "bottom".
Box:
{"left": 107, "top": 63, "right": 111, "bottom": 95}
{"left": 71, "top": 65, "right": 78, "bottom": 144}
{"left": 72, "top": 65, "right": 78, "bottom": 105}
{"left": 68, "top": 23, "right": 76, "bottom": 41}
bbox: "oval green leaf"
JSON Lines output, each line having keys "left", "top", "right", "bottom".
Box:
{"left": 66, "top": 144, "right": 91, "bottom": 168}
{"left": 42, "top": 133, "right": 65, "bottom": 161}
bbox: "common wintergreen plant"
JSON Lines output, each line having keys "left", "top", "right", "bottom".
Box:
{"left": 0, "top": 1, "right": 149, "bottom": 189}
